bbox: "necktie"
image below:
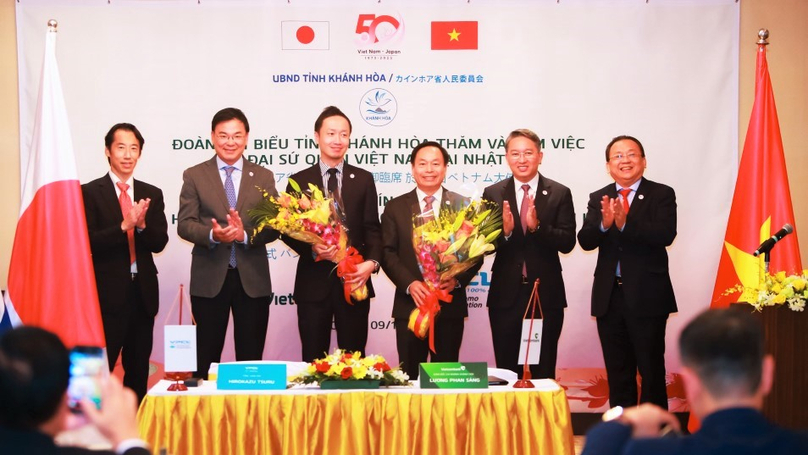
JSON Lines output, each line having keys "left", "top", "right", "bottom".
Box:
{"left": 224, "top": 166, "right": 237, "bottom": 268}
{"left": 327, "top": 168, "right": 340, "bottom": 201}
{"left": 116, "top": 181, "right": 136, "bottom": 265}
{"left": 619, "top": 188, "right": 632, "bottom": 214}
{"left": 520, "top": 184, "right": 531, "bottom": 276}
{"left": 422, "top": 195, "right": 436, "bottom": 222}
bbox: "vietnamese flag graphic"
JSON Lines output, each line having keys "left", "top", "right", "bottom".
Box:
{"left": 709, "top": 43, "right": 802, "bottom": 311}
{"left": 4, "top": 24, "right": 105, "bottom": 347}
{"left": 431, "top": 21, "right": 478, "bottom": 50}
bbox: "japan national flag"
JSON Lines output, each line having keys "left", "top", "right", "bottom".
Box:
{"left": 281, "top": 21, "right": 330, "bottom": 50}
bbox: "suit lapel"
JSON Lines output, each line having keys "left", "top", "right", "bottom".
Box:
{"left": 201, "top": 157, "right": 231, "bottom": 212}
{"left": 535, "top": 174, "right": 551, "bottom": 220}
{"left": 628, "top": 177, "right": 648, "bottom": 218}
{"left": 99, "top": 175, "right": 124, "bottom": 222}
{"left": 237, "top": 159, "right": 259, "bottom": 212}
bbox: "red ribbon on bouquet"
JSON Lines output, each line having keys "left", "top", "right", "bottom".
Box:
{"left": 409, "top": 287, "right": 453, "bottom": 353}
{"left": 335, "top": 246, "right": 365, "bottom": 304}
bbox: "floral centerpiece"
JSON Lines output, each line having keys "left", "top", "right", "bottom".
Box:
{"left": 288, "top": 349, "right": 409, "bottom": 387}
{"left": 248, "top": 179, "right": 368, "bottom": 303}
{"left": 410, "top": 199, "right": 502, "bottom": 351}
{"left": 727, "top": 270, "right": 808, "bottom": 313}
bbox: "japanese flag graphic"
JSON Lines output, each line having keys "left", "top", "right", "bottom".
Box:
{"left": 281, "top": 21, "right": 330, "bottom": 50}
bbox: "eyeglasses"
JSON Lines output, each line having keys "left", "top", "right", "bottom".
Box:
{"left": 507, "top": 150, "right": 538, "bottom": 160}
{"left": 609, "top": 152, "right": 641, "bottom": 161}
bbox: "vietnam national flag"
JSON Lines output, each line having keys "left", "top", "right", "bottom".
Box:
{"left": 431, "top": 21, "right": 478, "bottom": 50}
{"left": 709, "top": 42, "right": 802, "bottom": 311}
{"left": 4, "top": 24, "right": 105, "bottom": 347}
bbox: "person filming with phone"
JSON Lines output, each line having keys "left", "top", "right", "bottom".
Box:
{"left": 0, "top": 326, "right": 151, "bottom": 454}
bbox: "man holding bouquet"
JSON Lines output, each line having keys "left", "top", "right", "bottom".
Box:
{"left": 381, "top": 141, "right": 483, "bottom": 379}
{"left": 483, "top": 129, "right": 577, "bottom": 379}
{"left": 284, "top": 106, "right": 382, "bottom": 362}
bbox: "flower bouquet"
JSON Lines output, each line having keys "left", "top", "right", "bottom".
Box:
{"left": 288, "top": 349, "right": 410, "bottom": 387}
{"left": 727, "top": 270, "right": 808, "bottom": 313}
{"left": 410, "top": 199, "right": 502, "bottom": 351}
{"left": 248, "top": 179, "right": 368, "bottom": 303}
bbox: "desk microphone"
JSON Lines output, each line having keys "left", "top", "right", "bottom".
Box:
{"left": 753, "top": 223, "right": 794, "bottom": 257}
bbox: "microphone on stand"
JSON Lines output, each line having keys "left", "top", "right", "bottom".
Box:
{"left": 753, "top": 223, "right": 794, "bottom": 257}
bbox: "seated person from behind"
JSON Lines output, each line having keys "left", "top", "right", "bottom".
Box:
{"left": 0, "top": 326, "right": 151, "bottom": 455}
{"left": 582, "top": 308, "right": 808, "bottom": 455}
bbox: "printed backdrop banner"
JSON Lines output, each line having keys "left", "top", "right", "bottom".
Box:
{"left": 16, "top": 0, "right": 739, "bottom": 411}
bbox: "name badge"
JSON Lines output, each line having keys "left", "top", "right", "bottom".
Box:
{"left": 217, "top": 363, "right": 287, "bottom": 390}
{"left": 419, "top": 362, "right": 488, "bottom": 389}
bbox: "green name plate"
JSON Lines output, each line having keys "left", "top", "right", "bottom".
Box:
{"left": 217, "top": 363, "right": 286, "bottom": 390}
{"left": 419, "top": 362, "right": 488, "bottom": 389}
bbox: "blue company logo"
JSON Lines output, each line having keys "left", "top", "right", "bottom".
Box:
{"left": 360, "top": 88, "right": 397, "bottom": 127}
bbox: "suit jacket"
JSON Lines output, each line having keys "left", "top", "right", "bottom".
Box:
{"left": 282, "top": 163, "right": 382, "bottom": 302}
{"left": 177, "top": 156, "right": 280, "bottom": 298}
{"left": 0, "top": 427, "right": 151, "bottom": 455}
{"left": 482, "top": 175, "right": 576, "bottom": 310}
{"left": 577, "top": 177, "right": 677, "bottom": 318}
{"left": 381, "top": 188, "right": 482, "bottom": 319}
{"left": 582, "top": 408, "right": 808, "bottom": 455}
{"left": 82, "top": 175, "right": 168, "bottom": 318}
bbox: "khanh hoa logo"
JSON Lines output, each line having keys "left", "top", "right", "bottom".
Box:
{"left": 360, "top": 88, "right": 397, "bottom": 127}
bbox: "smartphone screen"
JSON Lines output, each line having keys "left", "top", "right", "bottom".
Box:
{"left": 67, "top": 346, "right": 105, "bottom": 413}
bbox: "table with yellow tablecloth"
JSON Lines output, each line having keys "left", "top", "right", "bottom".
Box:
{"left": 138, "top": 378, "right": 574, "bottom": 455}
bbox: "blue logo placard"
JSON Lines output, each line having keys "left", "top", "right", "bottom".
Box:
{"left": 217, "top": 363, "right": 287, "bottom": 390}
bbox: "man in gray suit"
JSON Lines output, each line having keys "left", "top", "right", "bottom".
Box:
{"left": 178, "top": 108, "right": 279, "bottom": 378}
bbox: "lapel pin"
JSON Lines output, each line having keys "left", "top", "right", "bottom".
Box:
{"left": 350, "top": 173, "right": 355, "bottom": 179}
{"left": 542, "top": 190, "right": 548, "bottom": 196}
{"left": 249, "top": 171, "right": 254, "bottom": 177}
{"left": 638, "top": 194, "right": 644, "bottom": 200}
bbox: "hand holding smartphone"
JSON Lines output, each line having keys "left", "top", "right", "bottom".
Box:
{"left": 67, "top": 346, "right": 105, "bottom": 413}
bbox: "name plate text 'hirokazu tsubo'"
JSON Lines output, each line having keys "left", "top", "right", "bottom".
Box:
{"left": 217, "top": 363, "right": 287, "bottom": 390}
{"left": 419, "top": 362, "right": 488, "bottom": 389}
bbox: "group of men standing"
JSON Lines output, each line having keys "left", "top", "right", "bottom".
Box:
{"left": 83, "top": 105, "right": 677, "bottom": 411}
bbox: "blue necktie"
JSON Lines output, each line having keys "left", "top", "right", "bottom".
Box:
{"left": 224, "top": 166, "right": 237, "bottom": 268}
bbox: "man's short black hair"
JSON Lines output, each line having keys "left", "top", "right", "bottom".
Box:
{"left": 105, "top": 123, "right": 144, "bottom": 151}
{"left": 410, "top": 141, "right": 450, "bottom": 166}
{"left": 314, "top": 106, "right": 352, "bottom": 134}
{"left": 679, "top": 308, "right": 765, "bottom": 399}
{"left": 211, "top": 107, "right": 250, "bottom": 133}
{"left": 605, "top": 135, "right": 645, "bottom": 162}
{"left": 0, "top": 326, "right": 70, "bottom": 430}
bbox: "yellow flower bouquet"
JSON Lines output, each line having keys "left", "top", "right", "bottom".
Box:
{"left": 728, "top": 270, "right": 808, "bottom": 312}
{"left": 248, "top": 179, "right": 368, "bottom": 302}
{"left": 409, "top": 199, "right": 502, "bottom": 351}
{"left": 288, "top": 349, "right": 410, "bottom": 387}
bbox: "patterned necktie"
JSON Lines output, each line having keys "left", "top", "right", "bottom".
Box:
{"left": 224, "top": 166, "right": 237, "bottom": 268}
{"left": 116, "top": 181, "right": 136, "bottom": 265}
{"left": 423, "top": 195, "right": 436, "bottom": 222}
{"left": 520, "top": 184, "right": 531, "bottom": 276}
{"left": 327, "top": 168, "right": 340, "bottom": 200}
{"left": 619, "top": 188, "right": 632, "bottom": 214}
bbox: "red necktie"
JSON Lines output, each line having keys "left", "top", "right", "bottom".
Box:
{"left": 619, "top": 188, "right": 631, "bottom": 214}
{"left": 520, "top": 184, "right": 530, "bottom": 275}
{"left": 422, "top": 195, "right": 436, "bottom": 222}
{"left": 117, "top": 181, "right": 136, "bottom": 265}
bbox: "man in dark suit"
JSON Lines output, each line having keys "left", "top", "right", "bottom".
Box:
{"left": 177, "top": 108, "right": 280, "bottom": 378}
{"left": 0, "top": 326, "right": 151, "bottom": 454}
{"left": 582, "top": 308, "right": 808, "bottom": 455}
{"left": 284, "top": 106, "right": 382, "bottom": 362}
{"left": 482, "top": 129, "right": 576, "bottom": 379}
{"left": 82, "top": 123, "right": 168, "bottom": 403}
{"left": 578, "top": 135, "right": 677, "bottom": 409}
{"left": 381, "top": 141, "right": 482, "bottom": 379}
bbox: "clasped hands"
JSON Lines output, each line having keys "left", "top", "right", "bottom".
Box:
{"left": 502, "top": 198, "right": 538, "bottom": 237}
{"left": 121, "top": 198, "right": 151, "bottom": 232}
{"left": 314, "top": 243, "right": 375, "bottom": 291}
{"left": 599, "top": 194, "right": 627, "bottom": 230}
{"left": 409, "top": 277, "right": 457, "bottom": 308}
{"left": 212, "top": 208, "right": 245, "bottom": 243}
